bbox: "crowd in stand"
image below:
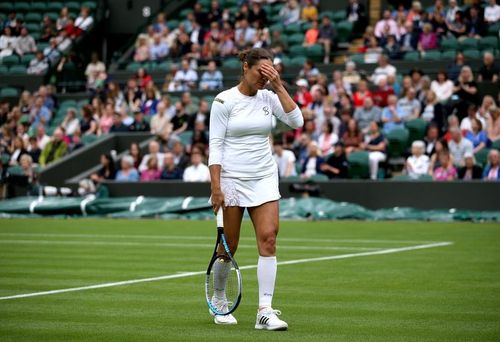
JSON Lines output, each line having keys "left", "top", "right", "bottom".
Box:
{"left": 0, "top": 0, "right": 499, "bottom": 198}
{"left": 0, "top": 5, "right": 94, "bottom": 75}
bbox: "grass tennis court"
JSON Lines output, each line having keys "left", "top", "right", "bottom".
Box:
{"left": 0, "top": 218, "right": 499, "bottom": 341}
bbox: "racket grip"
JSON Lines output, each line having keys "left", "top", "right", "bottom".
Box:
{"left": 216, "top": 209, "right": 224, "bottom": 227}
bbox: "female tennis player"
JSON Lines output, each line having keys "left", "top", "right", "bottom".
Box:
{"left": 208, "top": 48, "right": 304, "bottom": 330}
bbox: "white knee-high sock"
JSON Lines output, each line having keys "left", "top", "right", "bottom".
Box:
{"left": 257, "top": 255, "right": 277, "bottom": 308}
{"left": 213, "top": 258, "right": 231, "bottom": 299}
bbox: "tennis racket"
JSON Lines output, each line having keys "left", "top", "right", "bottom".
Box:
{"left": 205, "top": 209, "right": 242, "bottom": 316}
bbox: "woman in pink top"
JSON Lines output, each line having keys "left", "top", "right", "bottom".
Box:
{"left": 140, "top": 155, "right": 161, "bottom": 181}
{"left": 303, "top": 20, "right": 319, "bottom": 47}
{"left": 318, "top": 121, "right": 338, "bottom": 156}
{"left": 99, "top": 103, "right": 114, "bottom": 134}
{"left": 418, "top": 23, "right": 438, "bottom": 51}
{"left": 433, "top": 151, "right": 457, "bottom": 181}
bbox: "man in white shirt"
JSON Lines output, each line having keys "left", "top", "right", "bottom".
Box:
{"left": 35, "top": 125, "right": 51, "bottom": 150}
{"left": 14, "top": 27, "right": 36, "bottom": 56}
{"left": 75, "top": 7, "right": 94, "bottom": 32}
{"left": 405, "top": 141, "right": 429, "bottom": 179}
{"left": 235, "top": 19, "right": 257, "bottom": 44}
{"left": 183, "top": 151, "right": 210, "bottom": 182}
{"left": 138, "top": 140, "right": 165, "bottom": 172}
{"left": 173, "top": 58, "right": 198, "bottom": 91}
{"left": 448, "top": 127, "right": 474, "bottom": 167}
{"left": 273, "top": 141, "right": 297, "bottom": 178}
{"left": 396, "top": 88, "right": 421, "bottom": 121}
{"left": 374, "top": 10, "right": 398, "bottom": 38}
{"left": 85, "top": 53, "right": 106, "bottom": 89}
{"left": 199, "top": 60, "right": 224, "bottom": 90}
{"left": 150, "top": 101, "right": 172, "bottom": 136}
{"left": 484, "top": 0, "right": 500, "bottom": 24}
{"left": 371, "top": 55, "right": 397, "bottom": 85}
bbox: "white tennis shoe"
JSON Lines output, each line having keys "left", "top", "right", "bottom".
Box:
{"left": 209, "top": 297, "right": 237, "bottom": 325}
{"left": 255, "top": 307, "right": 288, "bottom": 331}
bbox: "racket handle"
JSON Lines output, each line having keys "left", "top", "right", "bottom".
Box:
{"left": 216, "top": 209, "right": 224, "bottom": 227}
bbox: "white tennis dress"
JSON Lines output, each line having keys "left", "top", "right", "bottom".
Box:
{"left": 209, "top": 86, "right": 304, "bottom": 207}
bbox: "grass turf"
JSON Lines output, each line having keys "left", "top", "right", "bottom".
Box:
{"left": 0, "top": 218, "right": 499, "bottom": 341}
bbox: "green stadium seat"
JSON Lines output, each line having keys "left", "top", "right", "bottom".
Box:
{"left": 178, "top": 131, "right": 193, "bottom": 146}
{"left": 43, "top": 12, "right": 59, "bottom": 22}
{"left": 403, "top": 51, "right": 420, "bottom": 61}
{"left": 336, "top": 21, "right": 352, "bottom": 43}
{"left": 179, "top": 8, "right": 192, "bottom": 18}
{"left": 350, "top": 53, "right": 365, "bottom": 64}
{"left": 167, "top": 20, "right": 180, "bottom": 30}
{"left": 310, "top": 174, "right": 329, "bottom": 181}
{"left": 284, "top": 175, "right": 301, "bottom": 182}
{"left": 269, "top": 13, "right": 282, "bottom": 24}
{"left": 14, "top": 2, "right": 30, "bottom": 12}
{"left": 459, "top": 38, "right": 478, "bottom": 50}
{"left": 269, "top": 23, "right": 283, "bottom": 33}
{"left": 0, "top": 65, "right": 8, "bottom": 74}
{"left": 474, "top": 148, "right": 490, "bottom": 167}
{"left": 222, "top": 58, "right": 240, "bottom": 68}
{"left": 416, "top": 174, "right": 433, "bottom": 181}
{"left": 319, "top": 11, "right": 333, "bottom": 21}
{"left": 1, "top": 55, "right": 20, "bottom": 67}
{"left": 65, "top": 2, "right": 81, "bottom": 12}
{"left": 405, "top": 118, "right": 427, "bottom": 143}
{"left": 47, "top": 2, "right": 64, "bottom": 11}
{"left": 0, "top": 87, "right": 19, "bottom": 97}
{"left": 279, "top": 55, "right": 291, "bottom": 64}
{"left": 421, "top": 50, "right": 441, "bottom": 60}
{"left": 126, "top": 62, "right": 142, "bottom": 72}
{"left": 77, "top": 99, "right": 89, "bottom": 109}
{"left": 488, "top": 22, "right": 500, "bottom": 36}
{"left": 202, "top": 95, "right": 215, "bottom": 104}
{"left": 332, "top": 10, "right": 346, "bottom": 22}
{"left": 441, "top": 50, "right": 457, "bottom": 60}
{"left": 25, "top": 23, "right": 41, "bottom": 33}
{"left": 9, "top": 65, "right": 27, "bottom": 74}
{"left": 37, "top": 42, "right": 50, "bottom": 51}
{"left": 463, "top": 49, "right": 481, "bottom": 59}
{"left": 387, "top": 128, "right": 410, "bottom": 158}
{"left": 491, "top": 141, "right": 500, "bottom": 150}
{"left": 391, "top": 174, "right": 412, "bottom": 181}
{"left": 25, "top": 13, "right": 42, "bottom": 23}
{"left": 347, "top": 151, "right": 370, "bottom": 179}
{"left": 305, "top": 44, "right": 324, "bottom": 61}
{"left": 288, "top": 33, "right": 304, "bottom": 45}
{"left": 83, "top": 1, "right": 97, "bottom": 10}
{"left": 0, "top": 2, "right": 14, "bottom": 13}
{"left": 7, "top": 165, "right": 24, "bottom": 176}
{"left": 285, "top": 23, "right": 302, "bottom": 35}
{"left": 440, "top": 38, "right": 458, "bottom": 50}
{"left": 60, "top": 100, "right": 77, "bottom": 109}
{"left": 301, "top": 21, "right": 312, "bottom": 31}
{"left": 50, "top": 115, "right": 65, "bottom": 127}
{"left": 30, "top": 32, "right": 41, "bottom": 41}
{"left": 82, "top": 134, "right": 98, "bottom": 145}
{"left": 289, "top": 45, "right": 306, "bottom": 56}
{"left": 31, "top": 2, "right": 47, "bottom": 13}
{"left": 290, "top": 56, "right": 307, "bottom": 66}
{"left": 157, "top": 61, "right": 172, "bottom": 72}
{"left": 478, "top": 36, "right": 498, "bottom": 50}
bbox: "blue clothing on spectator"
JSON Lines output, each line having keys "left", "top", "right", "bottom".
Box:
{"left": 32, "top": 106, "right": 51, "bottom": 128}
{"left": 465, "top": 130, "right": 488, "bottom": 148}
{"left": 115, "top": 169, "right": 139, "bottom": 181}
{"left": 382, "top": 106, "right": 406, "bottom": 133}
{"left": 199, "top": 70, "right": 223, "bottom": 90}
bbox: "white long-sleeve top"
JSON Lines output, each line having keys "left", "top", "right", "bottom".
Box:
{"left": 209, "top": 86, "right": 304, "bottom": 180}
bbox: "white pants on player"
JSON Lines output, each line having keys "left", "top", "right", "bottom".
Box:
{"left": 369, "top": 151, "right": 386, "bottom": 180}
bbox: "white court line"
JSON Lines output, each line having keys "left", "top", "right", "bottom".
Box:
{"left": 0, "top": 241, "right": 452, "bottom": 301}
{"left": 0, "top": 233, "right": 435, "bottom": 244}
{"left": 0, "top": 239, "right": 378, "bottom": 251}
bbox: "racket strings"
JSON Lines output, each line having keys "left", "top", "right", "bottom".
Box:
{"left": 208, "top": 257, "right": 239, "bottom": 314}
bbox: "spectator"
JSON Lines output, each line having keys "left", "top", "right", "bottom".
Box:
{"left": 56, "top": 7, "right": 70, "bottom": 31}
{"left": 405, "top": 140, "right": 430, "bottom": 179}
{"left": 173, "top": 59, "right": 198, "bottom": 91}
{"left": 343, "top": 61, "right": 361, "bottom": 86}
{"left": 431, "top": 71, "right": 454, "bottom": 103}
{"left": 372, "top": 78, "right": 395, "bottom": 108}
{"left": 445, "top": 0, "right": 460, "bottom": 24}
{"left": 352, "top": 79, "right": 372, "bottom": 108}
{"left": 371, "top": 55, "right": 397, "bottom": 85}
{"left": 30, "top": 96, "right": 52, "bottom": 129}
{"left": 418, "top": 23, "right": 438, "bottom": 51}
{"left": 27, "top": 137, "right": 41, "bottom": 164}
{"left": 235, "top": 19, "right": 256, "bottom": 46}
{"left": 318, "top": 15, "right": 336, "bottom": 64}
{"left": 477, "top": 52, "right": 499, "bottom": 83}
{"left": 360, "top": 121, "right": 387, "bottom": 180}
{"left": 171, "top": 102, "right": 189, "bottom": 135}
{"left": 115, "top": 155, "right": 139, "bottom": 181}
{"left": 172, "top": 140, "right": 190, "bottom": 170}
{"left": 483, "top": 149, "right": 500, "bottom": 180}
{"left": 183, "top": 148, "right": 210, "bottom": 182}
{"left": 484, "top": 0, "right": 500, "bottom": 24}
{"left": 154, "top": 13, "right": 168, "bottom": 34}
{"left": 249, "top": 2, "right": 268, "bottom": 29}
{"left": 80, "top": 105, "right": 98, "bottom": 135}
{"left": 303, "top": 20, "right": 319, "bottom": 47}
{"left": 320, "top": 142, "right": 349, "bottom": 179}
{"left": 458, "top": 152, "right": 483, "bottom": 180}
{"left": 317, "top": 121, "right": 338, "bottom": 156}
{"left": 138, "top": 140, "right": 164, "bottom": 173}
{"left": 35, "top": 125, "right": 51, "bottom": 151}
{"left": 39, "top": 128, "right": 68, "bottom": 166}
{"left": 199, "top": 60, "right": 223, "bottom": 90}
{"left": 301, "top": 0, "right": 318, "bottom": 22}
{"left": 447, "top": 52, "right": 466, "bottom": 82}
{"left": 14, "top": 27, "right": 36, "bottom": 56}
{"left": 452, "top": 66, "right": 479, "bottom": 119}
{"left": 382, "top": 94, "right": 405, "bottom": 133}
{"left": 85, "top": 52, "right": 106, "bottom": 90}
{"left": 27, "top": 51, "right": 49, "bottom": 75}
{"left": 460, "top": 104, "right": 485, "bottom": 133}
{"left": 269, "top": 30, "right": 288, "bottom": 56}
{"left": 399, "top": 22, "right": 419, "bottom": 53}
{"left": 429, "top": 139, "right": 451, "bottom": 175}
{"left": 0, "top": 27, "right": 16, "bottom": 58}
{"left": 129, "top": 111, "right": 150, "bottom": 132}
{"left": 150, "top": 101, "right": 173, "bottom": 137}
{"left": 8, "top": 137, "right": 28, "bottom": 166}
{"left": 98, "top": 103, "right": 114, "bottom": 135}
{"left": 342, "top": 118, "right": 363, "bottom": 155}
{"left": 447, "top": 11, "right": 467, "bottom": 38}
{"left": 354, "top": 97, "right": 381, "bottom": 133}
{"left": 487, "top": 106, "right": 500, "bottom": 143}
{"left": 90, "top": 154, "right": 116, "bottom": 183}
{"left": 68, "top": 131, "right": 83, "bottom": 152}
{"left": 375, "top": 10, "right": 398, "bottom": 39}
{"left": 61, "top": 108, "right": 80, "bottom": 136}
{"left": 465, "top": 118, "right": 488, "bottom": 154}
{"left": 383, "top": 35, "right": 401, "bottom": 60}
{"left": 207, "top": 0, "right": 222, "bottom": 24}
{"left": 293, "top": 79, "right": 312, "bottom": 109}
{"left": 273, "top": 140, "right": 297, "bottom": 178}
{"left": 448, "top": 127, "right": 474, "bottom": 167}
{"left": 467, "top": 6, "right": 487, "bottom": 37}
{"left": 346, "top": 0, "right": 367, "bottom": 35}
{"left": 397, "top": 87, "right": 421, "bottom": 121}
{"left": 150, "top": 34, "right": 169, "bottom": 61}
{"left": 140, "top": 155, "right": 161, "bottom": 181}
{"left": 279, "top": 0, "right": 301, "bottom": 26}
{"left": 301, "top": 141, "right": 324, "bottom": 179}
{"left": 140, "top": 87, "right": 159, "bottom": 115}
{"left": 43, "top": 38, "right": 61, "bottom": 66}
{"left": 433, "top": 151, "right": 457, "bottom": 181}
{"left": 109, "top": 113, "right": 129, "bottom": 133}
{"left": 188, "top": 100, "right": 210, "bottom": 130}
{"left": 19, "top": 154, "right": 36, "bottom": 187}
{"left": 134, "top": 37, "right": 150, "bottom": 62}
{"left": 160, "top": 152, "right": 183, "bottom": 180}
{"left": 299, "top": 60, "right": 320, "bottom": 85}
{"left": 75, "top": 6, "right": 94, "bottom": 32}
{"left": 421, "top": 90, "right": 445, "bottom": 127}
{"left": 424, "top": 123, "right": 440, "bottom": 156}
{"left": 180, "top": 92, "right": 198, "bottom": 116}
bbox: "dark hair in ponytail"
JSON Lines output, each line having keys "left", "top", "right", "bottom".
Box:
{"left": 238, "top": 48, "right": 273, "bottom": 72}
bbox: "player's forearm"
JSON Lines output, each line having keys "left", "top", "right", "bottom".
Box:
{"left": 274, "top": 84, "right": 297, "bottom": 113}
{"left": 209, "top": 165, "right": 222, "bottom": 190}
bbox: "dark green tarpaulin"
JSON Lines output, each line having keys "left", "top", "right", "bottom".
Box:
{"left": 0, "top": 196, "right": 499, "bottom": 222}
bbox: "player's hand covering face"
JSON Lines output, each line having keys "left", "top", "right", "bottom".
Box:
{"left": 245, "top": 60, "right": 281, "bottom": 90}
